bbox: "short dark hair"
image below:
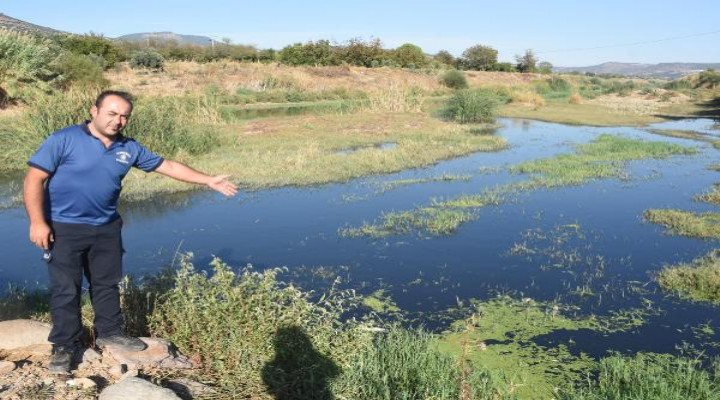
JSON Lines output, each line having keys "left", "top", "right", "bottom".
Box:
{"left": 95, "top": 90, "right": 134, "bottom": 110}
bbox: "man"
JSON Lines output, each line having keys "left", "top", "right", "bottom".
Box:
{"left": 23, "top": 90, "right": 237, "bottom": 374}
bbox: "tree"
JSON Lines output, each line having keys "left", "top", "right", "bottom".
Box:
{"left": 336, "top": 37, "right": 387, "bottom": 67}
{"left": 515, "top": 49, "right": 538, "bottom": 73}
{"left": 460, "top": 44, "right": 498, "bottom": 71}
{"left": 279, "top": 40, "right": 336, "bottom": 66}
{"left": 537, "top": 61, "right": 553, "bottom": 74}
{"left": 435, "top": 50, "right": 456, "bottom": 67}
{"left": 392, "top": 43, "right": 426, "bottom": 68}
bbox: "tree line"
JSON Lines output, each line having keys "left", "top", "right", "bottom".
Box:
{"left": 42, "top": 32, "right": 552, "bottom": 73}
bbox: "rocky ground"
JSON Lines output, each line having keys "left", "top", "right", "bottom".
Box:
{"left": 0, "top": 320, "right": 214, "bottom": 399}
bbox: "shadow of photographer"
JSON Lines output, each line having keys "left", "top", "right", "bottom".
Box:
{"left": 262, "top": 325, "right": 340, "bottom": 400}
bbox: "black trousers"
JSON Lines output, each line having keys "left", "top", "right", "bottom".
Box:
{"left": 47, "top": 218, "right": 124, "bottom": 345}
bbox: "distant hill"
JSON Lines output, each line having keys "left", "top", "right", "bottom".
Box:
{"left": 116, "top": 32, "right": 218, "bottom": 47}
{"left": 0, "top": 12, "right": 64, "bottom": 35}
{"left": 555, "top": 62, "right": 720, "bottom": 79}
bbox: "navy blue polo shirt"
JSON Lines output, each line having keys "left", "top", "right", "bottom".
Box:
{"left": 28, "top": 122, "right": 164, "bottom": 226}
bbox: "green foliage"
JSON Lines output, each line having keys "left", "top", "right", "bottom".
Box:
{"left": 537, "top": 61, "right": 553, "bottom": 74}
{"left": 333, "top": 326, "right": 510, "bottom": 399}
{"left": 441, "top": 88, "right": 500, "bottom": 123}
{"left": 515, "top": 49, "right": 538, "bottom": 73}
{"left": 697, "top": 69, "right": 720, "bottom": 89}
{"left": 391, "top": 43, "right": 426, "bottom": 68}
{"left": 279, "top": 40, "right": 337, "bottom": 66}
{"left": 494, "top": 62, "right": 516, "bottom": 72}
{"left": 0, "top": 28, "right": 59, "bottom": 104}
{"left": 440, "top": 69, "right": 468, "bottom": 89}
{"left": 336, "top": 37, "right": 388, "bottom": 67}
{"left": 534, "top": 77, "right": 573, "bottom": 101}
{"left": 434, "top": 50, "right": 456, "bottom": 67}
{"left": 460, "top": 44, "right": 498, "bottom": 71}
{"left": 53, "top": 33, "right": 122, "bottom": 68}
{"left": 559, "top": 353, "right": 720, "bottom": 400}
{"left": 2, "top": 89, "right": 94, "bottom": 170}
{"left": 657, "top": 249, "right": 720, "bottom": 304}
{"left": 123, "top": 95, "right": 220, "bottom": 156}
{"left": 644, "top": 209, "right": 720, "bottom": 240}
{"left": 664, "top": 79, "right": 693, "bottom": 90}
{"left": 52, "top": 52, "right": 108, "bottom": 89}
{"left": 515, "top": 135, "right": 696, "bottom": 187}
{"left": 129, "top": 50, "right": 165, "bottom": 70}
{"left": 148, "top": 254, "right": 372, "bottom": 398}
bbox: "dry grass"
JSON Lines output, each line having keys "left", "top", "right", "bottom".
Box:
{"left": 508, "top": 88, "right": 546, "bottom": 109}
{"left": 499, "top": 102, "right": 664, "bottom": 126}
{"left": 107, "top": 61, "right": 446, "bottom": 97}
{"left": 586, "top": 92, "right": 689, "bottom": 116}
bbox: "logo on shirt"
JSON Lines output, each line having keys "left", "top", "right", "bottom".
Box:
{"left": 115, "top": 151, "right": 131, "bottom": 164}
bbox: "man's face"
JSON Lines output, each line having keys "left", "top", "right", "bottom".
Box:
{"left": 90, "top": 95, "right": 132, "bottom": 137}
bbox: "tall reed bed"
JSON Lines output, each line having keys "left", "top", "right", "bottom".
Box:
{"left": 1, "top": 90, "right": 223, "bottom": 170}
{"left": 559, "top": 353, "right": 720, "bottom": 400}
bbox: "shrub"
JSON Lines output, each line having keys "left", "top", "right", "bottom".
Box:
{"left": 0, "top": 29, "right": 59, "bottom": 104}
{"left": 149, "top": 254, "right": 372, "bottom": 398}
{"left": 52, "top": 52, "right": 108, "bottom": 89}
{"left": 122, "top": 95, "right": 220, "bottom": 156}
{"left": 332, "top": 326, "right": 509, "bottom": 399}
{"left": 129, "top": 50, "right": 165, "bottom": 70}
{"left": 697, "top": 69, "right": 720, "bottom": 89}
{"left": 440, "top": 70, "right": 468, "bottom": 89}
{"left": 53, "top": 33, "right": 122, "bottom": 68}
{"left": 442, "top": 89, "right": 500, "bottom": 123}
{"left": 392, "top": 43, "right": 427, "bottom": 68}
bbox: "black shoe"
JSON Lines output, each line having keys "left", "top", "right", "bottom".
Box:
{"left": 96, "top": 334, "right": 147, "bottom": 352}
{"left": 48, "top": 344, "right": 76, "bottom": 375}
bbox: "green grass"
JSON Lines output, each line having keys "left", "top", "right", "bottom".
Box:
{"left": 644, "top": 209, "right": 720, "bottom": 239}
{"left": 378, "top": 174, "right": 471, "bottom": 192}
{"left": 438, "top": 296, "right": 653, "bottom": 399}
{"left": 657, "top": 249, "right": 720, "bottom": 304}
{"left": 339, "top": 189, "right": 505, "bottom": 238}
{"left": 340, "top": 207, "right": 477, "bottom": 238}
{"left": 558, "top": 353, "right": 720, "bottom": 400}
{"left": 334, "top": 326, "right": 513, "bottom": 400}
{"left": 119, "top": 112, "right": 508, "bottom": 202}
{"left": 1, "top": 90, "right": 224, "bottom": 171}
{"left": 343, "top": 135, "right": 695, "bottom": 238}
{"left": 512, "top": 134, "right": 697, "bottom": 187}
{"left": 0, "top": 255, "right": 514, "bottom": 399}
{"left": 696, "top": 184, "right": 720, "bottom": 205}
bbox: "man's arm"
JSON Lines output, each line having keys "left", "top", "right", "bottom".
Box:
{"left": 154, "top": 160, "right": 238, "bottom": 197}
{"left": 23, "top": 167, "right": 53, "bottom": 250}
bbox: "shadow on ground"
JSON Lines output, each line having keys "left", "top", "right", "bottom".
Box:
{"left": 262, "top": 325, "right": 340, "bottom": 400}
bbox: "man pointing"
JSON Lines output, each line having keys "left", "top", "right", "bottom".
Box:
{"left": 23, "top": 90, "right": 237, "bottom": 374}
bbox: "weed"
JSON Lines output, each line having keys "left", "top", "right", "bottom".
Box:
{"left": 441, "top": 89, "right": 501, "bottom": 123}
{"left": 558, "top": 353, "right": 720, "bottom": 400}
{"left": 657, "top": 249, "right": 720, "bottom": 304}
{"left": 644, "top": 209, "right": 720, "bottom": 239}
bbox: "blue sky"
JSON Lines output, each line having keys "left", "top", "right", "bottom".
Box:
{"left": 3, "top": 0, "right": 718, "bottom": 66}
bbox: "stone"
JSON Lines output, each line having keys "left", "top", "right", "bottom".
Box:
{"left": 121, "top": 368, "right": 139, "bottom": 380}
{"left": 99, "top": 377, "right": 181, "bottom": 400}
{"left": 67, "top": 377, "right": 97, "bottom": 390}
{"left": 100, "top": 337, "right": 193, "bottom": 370}
{"left": 0, "top": 320, "right": 51, "bottom": 350}
{"left": 0, "top": 360, "right": 16, "bottom": 374}
{"left": 4, "top": 344, "right": 52, "bottom": 362}
{"left": 78, "top": 347, "right": 102, "bottom": 369}
{"left": 107, "top": 364, "right": 127, "bottom": 379}
{"left": 166, "top": 378, "right": 217, "bottom": 399}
